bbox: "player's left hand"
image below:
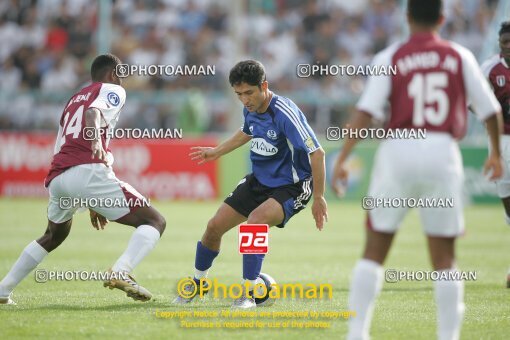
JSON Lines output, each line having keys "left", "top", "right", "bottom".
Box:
{"left": 483, "top": 153, "right": 503, "bottom": 181}
{"left": 312, "top": 196, "right": 328, "bottom": 231}
{"left": 89, "top": 210, "right": 108, "bottom": 230}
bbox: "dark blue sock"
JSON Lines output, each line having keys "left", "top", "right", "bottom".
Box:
{"left": 243, "top": 254, "right": 266, "bottom": 280}
{"left": 195, "top": 241, "right": 219, "bottom": 272}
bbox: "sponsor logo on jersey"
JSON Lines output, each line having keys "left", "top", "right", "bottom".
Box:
{"left": 107, "top": 92, "right": 120, "bottom": 106}
{"left": 497, "top": 75, "right": 506, "bottom": 87}
{"left": 267, "top": 130, "right": 278, "bottom": 140}
{"left": 249, "top": 125, "right": 254, "bottom": 134}
{"left": 250, "top": 138, "right": 278, "bottom": 156}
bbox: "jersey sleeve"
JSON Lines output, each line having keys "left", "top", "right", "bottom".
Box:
{"left": 356, "top": 44, "right": 397, "bottom": 120}
{"left": 241, "top": 108, "right": 252, "bottom": 135}
{"left": 274, "top": 100, "right": 320, "bottom": 154}
{"left": 458, "top": 47, "right": 500, "bottom": 121}
{"left": 480, "top": 55, "right": 498, "bottom": 81}
{"left": 88, "top": 83, "right": 126, "bottom": 125}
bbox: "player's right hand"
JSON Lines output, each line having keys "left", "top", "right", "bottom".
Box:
{"left": 331, "top": 161, "right": 348, "bottom": 197}
{"left": 90, "top": 210, "right": 108, "bottom": 230}
{"left": 483, "top": 153, "right": 503, "bottom": 181}
{"left": 189, "top": 146, "right": 219, "bottom": 164}
{"left": 91, "top": 139, "right": 107, "bottom": 163}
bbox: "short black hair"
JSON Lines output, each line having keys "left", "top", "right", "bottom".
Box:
{"left": 499, "top": 21, "right": 510, "bottom": 36}
{"left": 228, "top": 60, "right": 266, "bottom": 87}
{"left": 90, "top": 54, "right": 121, "bottom": 81}
{"left": 407, "top": 0, "right": 442, "bottom": 26}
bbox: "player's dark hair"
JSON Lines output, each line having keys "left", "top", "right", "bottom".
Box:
{"left": 499, "top": 21, "right": 510, "bottom": 36}
{"left": 90, "top": 54, "right": 121, "bottom": 81}
{"left": 407, "top": 0, "right": 442, "bottom": 26}
{"left": 229, "top": 60, "right": 266, "bottom": 88}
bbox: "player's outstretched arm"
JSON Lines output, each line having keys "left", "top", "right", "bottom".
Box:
{"left": 310, "top": 147, "right": 328, "bottom": 231}
{"left": 331, "top": 110, "right": 372, "bottom": 197}
{"left": 484, "top": 113, "right": 504, "bottom": 181}
{"left": 84, "top": 107, "right": 107, "bottom": 163}
{"left": 190, "top": 129, "right": 251, "bottom": 164}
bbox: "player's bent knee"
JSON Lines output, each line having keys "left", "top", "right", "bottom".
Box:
{"left": 247, "top": 210, "right": 270, "bottom": 225}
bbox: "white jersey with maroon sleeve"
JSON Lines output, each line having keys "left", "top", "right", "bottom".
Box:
{"left": 357, "top": 32, "right": 499, "bottom": 138}
{"left": 481, "top": 54, "right": 510, "bottom": 198}
{"left": 45, "top": 82, "right": 126, "bottom": 187}
{"left": 481, "top": 54, "right": 510, "bottom": 134}
{"left": 43, "top": 82, "right": 149, "bottom": 223}
{"left": 357, "top": 32, "right": 499, "bottom": 237}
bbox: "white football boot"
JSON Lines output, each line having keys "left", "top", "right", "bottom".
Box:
{"left": 231, "top": 285, "right": 256, "bottom": 309}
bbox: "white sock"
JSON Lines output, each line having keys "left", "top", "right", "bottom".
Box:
{"left": 505, "top": 213, "right": 510, "bottom": 225}
{"left": 347, "top": 259, "right": 384, "bottom": 340}
{"left": 0, "top": 241, "right": 48, "bottom": 296}
{"left": 434, "top": 270, "right": 465, "bottom": 340}
{"left": 242, "top": 279, "right": 257, "bottom": 289}
{"left": 111, "top": 225, "right": 160, "bottom": 273}
{"left": 194, "top": 269, "right": 208, "bottom": 280}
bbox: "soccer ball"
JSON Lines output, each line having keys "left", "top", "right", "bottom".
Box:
{"left": 252, "top": 272, "right": 276, "bottom": 306}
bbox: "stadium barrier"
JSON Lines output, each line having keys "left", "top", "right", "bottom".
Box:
{"left": 0, "top": 132, "right": 218, "bottom": 200}
{"left": 0, "top": 133, "right": 498, "bottom": 203}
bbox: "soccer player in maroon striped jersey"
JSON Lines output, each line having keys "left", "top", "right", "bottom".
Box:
{"left": 332, "top": 1, "right": 503, "bottom": 339}
{"left": 0, "top": 54, "right": 166, "bottom": 305}
{"left": 481, "top": 21, "right": 510, "bottom": 289}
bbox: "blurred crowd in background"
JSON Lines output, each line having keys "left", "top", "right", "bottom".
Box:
{"left": 0, "top": 0, "right": 500, "bottom": 134}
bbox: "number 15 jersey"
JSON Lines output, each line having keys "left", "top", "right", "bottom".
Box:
{"left": 358, "top": 32, "right": 499, "bottom": 137}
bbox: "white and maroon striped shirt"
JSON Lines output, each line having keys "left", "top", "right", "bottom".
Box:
{"left": 45, "top": 82, "right": 126, "bottom": 187}
{"left": 357, "top": 32, "right": 499, "bottom": 139}
{"left": 481, "top": 54, "right": 510, "bottom": 135}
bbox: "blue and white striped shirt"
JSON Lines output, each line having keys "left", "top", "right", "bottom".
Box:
{"left": 241, "top": 93, "right": 320, "bottom": 188}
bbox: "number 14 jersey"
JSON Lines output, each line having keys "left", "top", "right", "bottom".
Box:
{"left": 45, "top": 82, "right": 126, "bottom": 187}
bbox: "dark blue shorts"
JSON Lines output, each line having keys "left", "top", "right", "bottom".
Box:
{"left": 224, "top": 174, "right": 313, "bottom": 227}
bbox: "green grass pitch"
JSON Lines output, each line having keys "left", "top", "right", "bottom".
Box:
{"left": 0, "top": 198, "right": 509, "bottom": 339}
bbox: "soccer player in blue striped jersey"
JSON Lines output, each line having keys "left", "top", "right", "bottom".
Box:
{"left": 173, "top": 60, "right": 328, "bottom": 308}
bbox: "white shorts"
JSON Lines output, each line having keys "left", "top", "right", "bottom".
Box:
{"left": 494, "top": 135, "right": 510, "bottom": 198}
{"left": 366, "top": 133, "right": 464, "bottom": 237}
{"left": 47, "top": 163, "right": 148, "bottom": 224}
